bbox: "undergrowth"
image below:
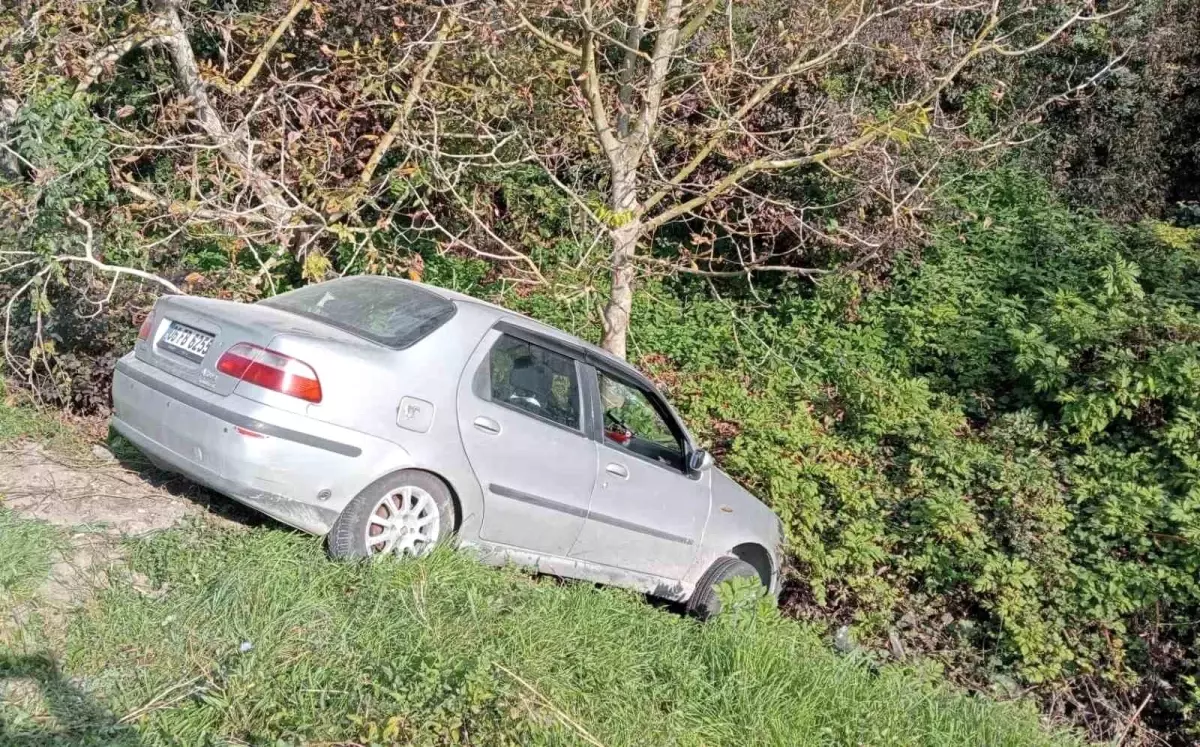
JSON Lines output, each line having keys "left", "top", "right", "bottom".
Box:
{"left": 0, "top": 379, "right": 86, "bottom": 453}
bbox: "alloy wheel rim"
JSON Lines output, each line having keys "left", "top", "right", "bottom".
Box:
{"left": 365, "top": 485, "right": 440, "bottom": 557}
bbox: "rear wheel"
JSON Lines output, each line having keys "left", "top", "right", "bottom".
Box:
{"left": 328, "top": 471, "right": 457, "bottom": 559}
{"left": 686, "top": 556, "right": 761, "bottom": 620}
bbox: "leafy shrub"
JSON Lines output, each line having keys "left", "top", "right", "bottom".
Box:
{"left": 630, "top": 169, "right": 1199, "bottom": 738}
{"left": 500, "top": 167, "right": 1200, "bottom": 739}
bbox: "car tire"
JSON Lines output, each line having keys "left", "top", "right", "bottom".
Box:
{"left": 686, "top": 556, "right": 762, "bottom": 620}
{"left": 327, "top": 471, "right": 457, "bottom": 560}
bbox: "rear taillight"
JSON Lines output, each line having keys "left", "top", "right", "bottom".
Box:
{"left": 138, "top": 315, "right": 153, "bottom": 340}
{"left": 216, "top": 343, "right": 323, "bottom": 403}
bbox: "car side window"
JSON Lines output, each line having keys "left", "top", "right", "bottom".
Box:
{"left": 597, "top": 371, "right": 685, "bottom": 471}
{"left": 488, "top": 334, "right": 581, "bottom": 431}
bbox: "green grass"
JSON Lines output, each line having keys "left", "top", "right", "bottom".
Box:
{"left": 35, "top": 525, "right": 1080, "bottom": 747}
{"left": 0, "top": 380, "right": 1078, "bottom": 745}
{"left": 0, "top": 380, "right": 83, "bottom": 453}
{"left": 0, "top": 509, "right": 60, "bottom": 609}
{"left": 0, "top": 512, "right": 107, "bottom": 745}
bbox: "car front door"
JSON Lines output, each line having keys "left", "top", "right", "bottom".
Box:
{"left": 456, "top": 327, "right": 597, "bottom": 557}
{"left": 568, "top": 368, "right": 709, "bottom": 580}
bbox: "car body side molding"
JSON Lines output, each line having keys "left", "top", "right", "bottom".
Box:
{"left": 488, "top": 483, "right": 695, "bottom": 546}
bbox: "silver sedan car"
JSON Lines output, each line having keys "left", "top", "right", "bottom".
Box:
{"left": 111, "top": 276, "right": 783, "bottom": 616}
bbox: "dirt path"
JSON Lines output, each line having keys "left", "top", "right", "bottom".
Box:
{"left": 0, "top": 440, "right": 247, "bottom": 609}
{"left": 0, "top": 443, "right": 196, "bottom": 535}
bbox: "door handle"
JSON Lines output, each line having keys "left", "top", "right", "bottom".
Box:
{"left": 605, "top": 462, "right": 629, "bottom": 479}
{"left": 473, "top": 416, "right": 501, "bottom": 435}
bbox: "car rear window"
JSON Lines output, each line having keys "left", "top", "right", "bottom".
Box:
{"left": 260, "top": 276, "right": 456, "bottom": 349}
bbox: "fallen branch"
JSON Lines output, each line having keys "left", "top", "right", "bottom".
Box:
{"left": 212, "top": 0, "right": 310, "bottom": 95}
{"left": 116, "top": 178, "right": 279, "bottom": 227}
{"left": 153, "top": 0, "right": 295, "bottom": 230}
{"left": 1112, "top": 692, "right": 1153, "bottom": 746}
{"left": 65, "top": 209, "right": 183, "bottom": 294}
{"left": 73, "top": 31, "right": 170, "bottom": 97}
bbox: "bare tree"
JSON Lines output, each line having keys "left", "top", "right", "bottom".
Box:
{"left": 507, "top": 0, "right": 1125, "bottom": 357}
{"left": 0, "top": 0, "right": 1127, "bottom": 384}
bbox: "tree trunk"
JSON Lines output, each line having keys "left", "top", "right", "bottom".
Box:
{"left": 153, "top": 0, "right": 293, "bottom": 230}
{"left": 600, "top": 167, "right": 640, "bottom": 358}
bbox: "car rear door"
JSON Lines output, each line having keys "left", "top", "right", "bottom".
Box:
{"left": 568, "top": 367, "right": 709, "bottom": 580}
{"left": 455, "top": 326, "right": 597, "bottom": 558}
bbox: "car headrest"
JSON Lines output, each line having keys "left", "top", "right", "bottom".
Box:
{"left": 510, "top": 354, "right": 550, "bottom": 395}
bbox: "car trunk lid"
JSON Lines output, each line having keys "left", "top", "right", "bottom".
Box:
{"left": 137, "top": 295, "right": 363, "bottom": 396}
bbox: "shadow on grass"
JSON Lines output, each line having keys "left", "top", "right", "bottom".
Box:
{"left": 0, "top": 653, "right": 141, "bottom": 746}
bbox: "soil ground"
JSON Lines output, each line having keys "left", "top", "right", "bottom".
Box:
{"left": 0, "top": 436, "right": 260, "bottom": 610}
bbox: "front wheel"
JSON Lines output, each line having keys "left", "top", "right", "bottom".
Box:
{"left": 328, "top": 471, "right": 457, "bottom": 559}
{"left": 685, "top": 556, "right": 762, "bottom": 620}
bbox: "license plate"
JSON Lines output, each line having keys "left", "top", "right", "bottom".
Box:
{"left": 159, "top": 321, "right": 214, "bottom": 361}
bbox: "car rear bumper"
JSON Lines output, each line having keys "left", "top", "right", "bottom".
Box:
{"left": 111, "top": 352, "right": 402, "bottom": 535}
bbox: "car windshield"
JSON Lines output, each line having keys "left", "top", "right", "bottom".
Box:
{"left": 260, "top": 276, "right": 456, "bottom": 349}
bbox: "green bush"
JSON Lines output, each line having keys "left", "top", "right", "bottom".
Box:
{"left": 493, "top": 168, "right": 1200, "bottom": 736}
{"left": 614, "top": 169, "right": 1199, "bottom": 735}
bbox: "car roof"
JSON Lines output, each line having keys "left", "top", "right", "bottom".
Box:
{"left": 359, "top": 277, "right": 663, "bottom": 389}
{"left": 306, "top": 274, "right": 667, "bottom": 389}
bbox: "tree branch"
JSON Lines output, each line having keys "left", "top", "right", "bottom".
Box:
{"left": 678, "top": 0, "right": 721, "bottom": 45}
{"left": 642, "top": 4, "right": 1011, "bottom": 231}
{"left": 644, "top": 255, "right": 829, "bottom": 277}
{"left": 993, "top": 4, "right": 1129, "bottom": 57}
{"left": 627, "top": 0, "right": 684, "bottom": 156}
{"left": 513, "top": 10, "right": 582, "bottom": 57}
{"left": 643, "top": 1, "right": 899, "bottom": 213}
{"left": 65, "top": 209, "right": 183, "bottom": 294}
{"left": 223, "top": 0, "right": 309, "bottom": 95}
{"left": 152, "top": 0, "right": 295, "bottom": 228}
{"left": 358, "top": 9, "right": 460, "bottom": 189}
{"left": 73, "top": 31, "right": 170, "bottom": 97}
{"left": 643, "top": 130, "right": 879, "bottom": 231}
{"left": 616, "top": 0, "right": 651, "bottom": 139}
{"left": 580, "top": 1, "right": 622, "bottom": 166}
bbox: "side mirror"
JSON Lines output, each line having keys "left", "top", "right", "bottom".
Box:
{"left": 688, "top": 448, "right": 714, "bottom": 473}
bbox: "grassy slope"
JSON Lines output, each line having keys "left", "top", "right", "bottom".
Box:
{"left": 0, "top": 385, "right": 1080, "bottom": 746}
{"left": 57, "top": 527, "right": 1078, "bottom": 747}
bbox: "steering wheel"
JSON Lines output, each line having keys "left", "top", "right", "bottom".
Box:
{"left": 604, "top": 411, "right": 633, "bottom": 444}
